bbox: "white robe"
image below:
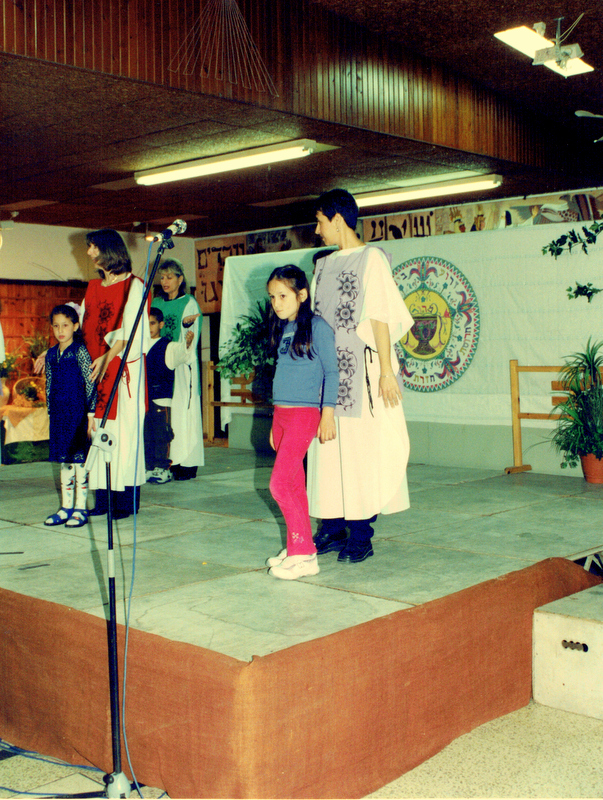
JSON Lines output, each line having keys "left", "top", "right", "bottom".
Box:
{"left": 307, "top": 245, "right": 413, "bottom": 520}
{"left": 166, "top": 296, "right": 204, "bottom": 468}
{"left": 83, "top": 278, "right": 150, "bottom": 492}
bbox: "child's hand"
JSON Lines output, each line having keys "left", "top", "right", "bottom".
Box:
{"left": 182, "top": 314, "right": 200, "bottom": 328}
{"left": 185, "top": 330, "right": 194, "bottom": 349}
{"left": 33, "top": 351, "right": 48, "bottom": 374}
{"left": 269, "top": 427, "right": 275, "bottom": 450}
{"left": 87, "top": 416, "right": 96, "bottom": 438}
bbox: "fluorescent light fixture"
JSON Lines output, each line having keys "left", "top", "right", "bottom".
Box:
{"left": 135, "top": 140, "right": 316, "bottom": 186}
{"left": 355, "top": 174, "right": 502, "bottom": 208}
{"left": 494, "top": 26, "right": 593, "bottom": 77}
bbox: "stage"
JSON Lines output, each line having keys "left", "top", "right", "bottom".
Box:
{"left": 0, "top": 449, "right": 601, "bottom": 798}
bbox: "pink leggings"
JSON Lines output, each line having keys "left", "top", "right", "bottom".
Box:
{"left": 269, "top": 406, "right": 320, "bottom": 556}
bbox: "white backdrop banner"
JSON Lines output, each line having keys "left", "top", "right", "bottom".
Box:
{"left": 219, "top": 225, "right": 603, "bottom": 429}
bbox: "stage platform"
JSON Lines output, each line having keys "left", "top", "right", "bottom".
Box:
{"left": 0, "top": 450, "right": 601, "bottom": 798}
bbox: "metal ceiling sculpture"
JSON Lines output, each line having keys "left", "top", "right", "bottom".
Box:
{"left": 169, "top": 0, "right": 278, "bottom": 96}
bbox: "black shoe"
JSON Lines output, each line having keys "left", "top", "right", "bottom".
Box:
{"left": 171, "top": 465, "right": 198, "bottom": 481}
{"left": 337, "top": 541, "right": 374, "bottom": 563}
{"left": 314, "top": 517, "right": 348, "bottom": 554}
{"left": 314, "top": 527, "right": 348, "bottom": 554}
{"left": 88, "top": 506, "right": 107, "bottom": 517}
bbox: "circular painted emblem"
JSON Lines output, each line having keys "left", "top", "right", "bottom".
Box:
{"left": 392, "top": 256, "right": 480, "bottom": 392}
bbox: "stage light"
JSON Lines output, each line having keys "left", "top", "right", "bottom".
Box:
{"left": 494, "top": 26, "right": 593, "bottom": 77}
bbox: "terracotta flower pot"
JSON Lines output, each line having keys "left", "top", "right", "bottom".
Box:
{"left": 580, "top": 453, "right": 603, "bottom": 484}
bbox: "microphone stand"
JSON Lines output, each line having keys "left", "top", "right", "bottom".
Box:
{"left": 84, "top": 236, "right": 175, "bottom": 799}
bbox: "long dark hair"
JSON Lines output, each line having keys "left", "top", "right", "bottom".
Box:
{"left": 267, "top": 265, "right": 314, "bottom": 359}
{"left": 86, "top": 228, "right": 132, "bottom": 277}
{"left": 49, "top": 304, "right": 84, "bottom": 344}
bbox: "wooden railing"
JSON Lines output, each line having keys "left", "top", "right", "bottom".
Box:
{"left": 202, "top": 360, "right": 271, "bottom": 444}
{"left": 505, "top": 360, "right": 564, "bottom": 474}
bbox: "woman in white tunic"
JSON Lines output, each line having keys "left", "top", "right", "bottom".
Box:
{"left": 152, "top": 259, "right": 204, "bottom": 480}
{"left": 307, "top": 189, "right": 414, "bottom": 563}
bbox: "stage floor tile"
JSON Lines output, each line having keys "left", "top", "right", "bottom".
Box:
{"left": 310, "top": 541, "right": 532, "bottom": 604}
{"left": 82, "top": 570, "right": 411, "bottom": 660}
{"left": 402, "top": 501, "right": 603, "bottom": 561}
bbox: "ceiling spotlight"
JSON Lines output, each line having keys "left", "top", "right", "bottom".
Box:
{"left": 494, "top": 24, "right": 593, "bottom": 77}
{"left": 134, "top": 140, "right": 317, "bottom": 186}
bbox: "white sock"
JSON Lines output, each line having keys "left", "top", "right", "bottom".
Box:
{"left": 60, "top": 464, "right": 75, "bottom": 510}
{"left": 74, "top": 464, "right": 89, "bottom": 510}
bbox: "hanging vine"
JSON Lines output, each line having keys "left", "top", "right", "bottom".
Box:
{"left": 543, "top": 220, "right": 603, "bottom": 301}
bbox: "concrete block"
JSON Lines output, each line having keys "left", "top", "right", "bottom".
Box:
{"left": 533, "top": 582, "right": 603, "bottom": 720}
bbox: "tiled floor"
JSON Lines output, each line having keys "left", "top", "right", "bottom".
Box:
{"left": 1, "top": 448, "right": 602, "bottom": 798}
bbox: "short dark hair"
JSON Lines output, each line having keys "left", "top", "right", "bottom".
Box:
{"left": 316, "top": 188, "right": 359, "bottom": 230}
{"left": 86, "top": 229, "right": 132, "bottom": 276}
{"left": 149, "top": 307, "right": 164, "bottom": 323}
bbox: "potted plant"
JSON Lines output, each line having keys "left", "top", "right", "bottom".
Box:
{"left": 551, "top": 338, "right": 603, "bottom": 483}
{"left": 216, "top": 299, "right": 275, "bottom": 400}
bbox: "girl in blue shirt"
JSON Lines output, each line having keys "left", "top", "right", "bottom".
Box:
{"left": 265, "top": 265, "right": 339, "bottom": 580}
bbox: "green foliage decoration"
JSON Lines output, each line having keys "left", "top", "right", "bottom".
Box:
{"left": 551, "top": 338, "right": 603, "bottom": 469}
{"left": 23, "top": 331, "right": 50, "bottom": 359}
{"left": 542, "top": 221, "right": 603, "bottom": 258}
{"left": 543, "top": 221, "right": 603, "bottom": 302}
{"left": 216, "top": 300, "right": 275, "bottom": 399}
{"left": 0, "top": 350, "right": 19, "bottom": 380}
{"left": 566, "top": 282, "right": 602, "bottom": 303}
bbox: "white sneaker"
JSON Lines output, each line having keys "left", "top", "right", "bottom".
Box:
{"left": 266, "top": 547, "right": 287, "bottom": 567}
{"left": 145, "top": 470, "right": 154, "bottom": 481}
{"left": 269, "top": 554, "right": 319, "bottom": 580}
{"left": 148, "top": 468, "right": 172, "bottom": 484}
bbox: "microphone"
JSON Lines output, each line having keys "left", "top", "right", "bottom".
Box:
{"left": 146, "top": 219, "right": 187, "bottom": 242}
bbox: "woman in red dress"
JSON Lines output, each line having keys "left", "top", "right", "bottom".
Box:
{"left": 83, "top": 229, "right": 149, "bottom": 518}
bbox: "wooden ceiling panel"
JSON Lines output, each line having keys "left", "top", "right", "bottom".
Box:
{"left": 1, "top": 0, "right": 601, "bottom": 238}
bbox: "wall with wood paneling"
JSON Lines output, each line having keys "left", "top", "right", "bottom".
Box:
{"left": 0, "top": 280, "right": 86, "bottom": 374}
{"left": 0, "top": 0, "right": 547, "bottom": 166}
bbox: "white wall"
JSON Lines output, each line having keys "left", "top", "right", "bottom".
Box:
{"left": 0, "top": 222, "right": 196, "bottom": 286}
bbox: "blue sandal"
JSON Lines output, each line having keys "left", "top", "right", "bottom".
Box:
{"left": 65, "top": 509, "right": 88, "bottom": 528}
{"left": 44, "top": 507, "right": 73, "bottom": 526}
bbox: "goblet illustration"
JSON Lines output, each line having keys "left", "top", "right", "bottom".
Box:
{"left": 411, "top": 315, "right": 438, "bottom": 355}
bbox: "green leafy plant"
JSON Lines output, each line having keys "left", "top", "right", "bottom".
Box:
{"left": 23, "top": 330, "right": 50, "bottom": 359}
{"left": 566, "top": 282, "right": 602, "bottom": 303}
{"left": 551, "top": 338, "right": 603, "bottom": 469}
{"left": 216, "top": 300, "right": 275, "bottom": 399}
{"left": 543, "top": 221, "right": 603, "bottom": 302}
{"left": 542, "top": 221, "right": 603, "bottom": 258}
{"left": 16, "top": 379, "right": 44, "bottom": 406}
